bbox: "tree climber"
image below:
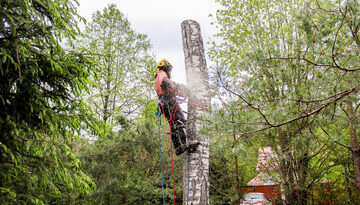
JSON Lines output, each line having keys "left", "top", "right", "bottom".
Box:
{"left": 154, "top": 59, "right": 200, "bottom": 156}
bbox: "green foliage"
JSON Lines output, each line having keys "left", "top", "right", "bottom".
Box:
{"left": 75, "top": 4, "right": 156, "bottom": 125}
{"left": 210, "top": 139, "right": 259, "bottom": 204}
{"left": 68, "top": 6, "right": 163, "bottom": 202}
{"left": 208, "top": 104, "right": 264, "bottom": 204}
{"left": 209, "top": 0, "right": 360, "bottom": 203}
{"left": 74, "top": 107, "right": 185, "bottom": 204}
{"left": 3, "top": 0, "right": 359, "bottom": 204}
{"left": 0, "top": 0, "right": 96, "bottom": 203}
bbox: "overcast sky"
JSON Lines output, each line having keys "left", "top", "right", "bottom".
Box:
{"left": 76, "top": 0, "right": 220, "bottom": 83}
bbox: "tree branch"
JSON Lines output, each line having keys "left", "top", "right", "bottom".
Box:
{"left": 236, "top": 84, "right": 359, "bottom": 139}
{"left": 217, "top": 70, "right": 275, "bottom": 127}
{"left": 261, "top": 56, "right": 360, "bottom": 72}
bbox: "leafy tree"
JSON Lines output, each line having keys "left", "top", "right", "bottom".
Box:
{"left": 76, "top": 4, "right": 155, "bottom": 125}
{"left": 209, "top": 0, "right": 360, "bottom": 203}
{"left": 209, "top": 107, "right": 259, "bottom": 204}
{"left": 74, "top": 101, "right": 186, "bottom": 204}
{"left": 0, "top": 0, "right": 95, "bottom": 203}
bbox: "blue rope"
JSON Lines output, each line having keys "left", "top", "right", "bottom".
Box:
{"left": 156, "top": 105, "right": 166, "bottom": 205}
{"left": 187, "top": 152, "right": 190, "bottom": 205}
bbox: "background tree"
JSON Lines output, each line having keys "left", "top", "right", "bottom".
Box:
{"left": 76, "top": 4, "right": 155, "bottom": 125}
{"left": 0, "top": 0, "right": 96, "bottom": 203}
{"left": 209, "top": 0, "right": 360, "bottom": 203}
{"left": 74, "top": 101, "right": 187, "bottom": 204}
{"left": 70, "top": 4, "right": 188, "bottom": 204}
{"left": 209, "top": 104, "right": 259, "bottom": 204}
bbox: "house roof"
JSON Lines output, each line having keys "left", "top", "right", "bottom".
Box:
{"left": 248, "top": 147, "right": 278, "bottom": 186}
{"left": 256, "top": 147, "right": 277, "bottom": 171}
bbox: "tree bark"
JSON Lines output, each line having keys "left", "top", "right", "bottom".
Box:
{"left": 297, "top": 152, "right": 309, "bottom": 205}
{"left": 346, "top": 103, "right": 360, "bottom": 197}
{"left": 278, "top": 130, "right": 296, "bottom": 204}
{"left": 234, "top": 155, "right": 241, "bottom": 198}
{"left": 181, "top": 19, "right": 210, "bottom": 205}
{"left": 233, "top": 114, "right": 241, "bottom": 200}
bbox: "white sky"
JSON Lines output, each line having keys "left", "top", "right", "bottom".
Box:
{"left": 76, "top": 0, "right": 219, "bottom": 83}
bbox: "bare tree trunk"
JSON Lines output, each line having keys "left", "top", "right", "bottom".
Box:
{"left": 278, "top": 130, "right": 296, "bottom": 204}
{"left": 181, "top": 19, "right": 210, "bottom": 205}
{"left": 103, "top": 75, "right": 110, "bottom": 122}
{"left": 234, "top": 155, "right": 241, "bottom": 198}
{"left": 103, "top": 26, "right": 113, "bottom": 123}
{"left": 346, "top": 103, "right": 360, "bottom": 197}
{"left": 297, "top": 152, "right": 309, "bottom": 205}
{"left": 232, "top": 114, "right": 241, "bottom": 200}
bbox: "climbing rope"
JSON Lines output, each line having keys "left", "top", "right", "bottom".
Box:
{"left": 169, "top": 127, "right": 176, "bottom": 205}
{"left": 156, "top": 105, "right": 166, "bottom": 205}
{"left": 157, "top": 88, "right": 198, "bottom": 205}
{"left": 160, "top": 100, "right": 179, "bottom": 205}
{"left": 187, "top": 152, "right": 190, "bottom": 205}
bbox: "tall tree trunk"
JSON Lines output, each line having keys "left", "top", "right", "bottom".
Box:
{"left": 346, "top": 103, "right": 360, "bottom": 197}
{"left": 297, "top": 152, "right": 309, "bottom": 205}
{"left": 234, "top": 155, "right": 241, "bottom": 199}
{"left": 232, "top": 115, "right": 241, "bottom": 199}
{"left": 278, "top": 130, "right": 296, "bottom": 204}
{"left": 345, "top": 153, "right": 354, "bottom": 200}
{"left": 103, "top": 25, "right": 113, "bottom": 123}
{"left": 103, "top": 64, "right": 111, "bottom": 123}
{"left": 181, "top": 19, "right": 210, "bottom": 205}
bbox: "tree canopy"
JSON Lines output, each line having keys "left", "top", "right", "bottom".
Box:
{"left": 1, "top": 0, "right": 95, "bottom": 203}
{"left": 209, "top": 0, "right": 360, "bottom": 203}
{"left": 76, "top": 4, "right": 155, "bottom": 126}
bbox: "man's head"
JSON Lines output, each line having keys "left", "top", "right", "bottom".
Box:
{"left": 157, "top": 59, "right": 173, "bottom": 77}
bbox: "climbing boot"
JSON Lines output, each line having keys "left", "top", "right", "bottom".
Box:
{"left": 175, "top": 140, "right": 200, "bottom": 156}
{"left": 186, "top": 140, "right": 201, "bottom": 153}
{"left": 175, "top": 146, "right": 185, "bottom": 156}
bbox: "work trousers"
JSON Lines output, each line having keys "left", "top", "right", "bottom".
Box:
{"left": 159, "top": 97, "right": 187, "bottom": 150}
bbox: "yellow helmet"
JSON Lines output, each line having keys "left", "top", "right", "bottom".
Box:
{"left": 157, "top": 59, "right": 173, "bottom": 71}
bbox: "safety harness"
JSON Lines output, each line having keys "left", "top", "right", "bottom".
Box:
{"left": 157, "top": 94, "right": 191, "bottom": 205}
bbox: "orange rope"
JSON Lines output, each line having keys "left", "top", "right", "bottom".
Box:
{"left": 160, "top": 99, "right": 180, "bottom": 205}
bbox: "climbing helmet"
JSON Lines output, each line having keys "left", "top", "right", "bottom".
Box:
{"left": 157, "top": 59, "right": 173, "bottom": 72}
